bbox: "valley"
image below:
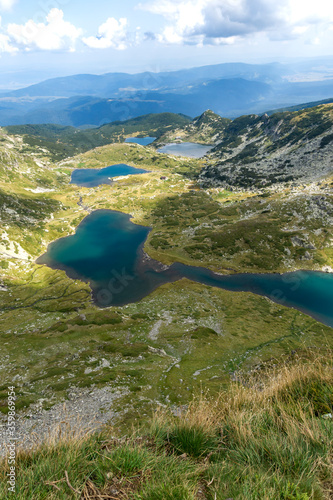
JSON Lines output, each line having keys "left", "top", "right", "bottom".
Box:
{"left": 0, "top": 103, "right": 332, "bottom": 438}
{"left": 1, "top": 0, "right": 333, "bottom": 492}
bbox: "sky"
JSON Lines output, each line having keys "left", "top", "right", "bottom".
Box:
{"left": 0, "top": 0, "right": 333, "bottom": 88}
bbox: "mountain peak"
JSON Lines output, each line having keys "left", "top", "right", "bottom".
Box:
{"left": 194, "top": 109, "right": 223, "bottom": 124}
{"left": 192, "top": 110, "right": 231, "bottom": 133}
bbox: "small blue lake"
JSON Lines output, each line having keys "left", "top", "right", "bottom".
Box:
{"left": 158, "top": 142, "right": 213, "bottom": 158}
{"left": 37, "top": 210, "right": 333, "bottom": 328}
{"left": 70, "top": 164, "right": 149, "bottom": 188}
{"left": 125, "top": 137, "right": 156, "bottom": 146}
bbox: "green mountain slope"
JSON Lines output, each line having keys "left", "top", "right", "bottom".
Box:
{"left": 266, "top": 96, "right": 333, "bottom": 114}
{"left": 4, "top": 113, "right": 191, "bottom": 161}
{"left": 0, "top": 106, "right": 332, "bottom": 447}
{"left": 1, "top": 351, "right": 332, "bottom": 500}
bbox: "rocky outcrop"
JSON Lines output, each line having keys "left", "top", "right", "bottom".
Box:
{"left": 200, "top": 103, "right": 333, "bottom": 189}
{"left": 154, "top": 110, "right": 230, "bottom": 147}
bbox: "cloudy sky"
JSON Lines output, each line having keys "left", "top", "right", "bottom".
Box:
{"left": 1, "top": 0, "right": 333, "bottom": 88}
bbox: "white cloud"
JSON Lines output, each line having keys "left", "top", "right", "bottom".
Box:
{"left": 0, "top": 32, "right": 17, "bottom": 52}
{"left": 312, "top": 37, "right": 321, "bottom": 45}
{"left": 7, "top": 8, "right": 82, "bottom": 51}
{"left": 82, "top": 17, "right": 130, "bottom": 50}
{"left": 288, "top": 0, "right": 333, "bottom": 25}
{"left": 141, "top": 0, "right": 333, "bottom": 46}
{"left": 292, "top": 26, "right": 308, "bottom": 35}
{"left": 158, "top": 26, "right": 184, "bottom": 44}
{"left": 145, "top": 0, "right": 204, "bottom": 42}
{"left": 0, "top": 0, "right": 16, "bottom": 10}
{"left": 0, "top": 15, "right": 16, "bottom": 52}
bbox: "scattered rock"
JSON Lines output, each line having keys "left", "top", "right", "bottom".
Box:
{"left": 148, "top": 346, "right": 168, "bottom": 357}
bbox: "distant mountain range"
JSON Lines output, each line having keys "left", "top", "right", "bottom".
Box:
{"left": 3, "top": 62, "right": 285, "bottom": 99}
{"left": 0, "top": 60, "right": 333, "bottom": 127}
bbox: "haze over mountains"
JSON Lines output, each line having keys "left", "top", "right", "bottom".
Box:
{"left": 1, "top": 58, "right": 333, "bottom": 127}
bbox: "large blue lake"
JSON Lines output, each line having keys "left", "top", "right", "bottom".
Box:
{"left": 37, "top": 210, "right": 333, "bottom": 328}
{"left": 125, "top": 137, "right": 156, "bottom": 146}
{"left": 157, "top": 142, "right": 213, "bottom": 158}
{"left": 70, "top": 164, "right": 149, "bottom": 188}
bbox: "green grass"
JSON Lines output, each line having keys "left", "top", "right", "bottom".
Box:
{"left": 2, "top": 269, "right": 333, "bottom": 420}
{"left": 1, "top": 351, "right": 332, "bottom": 499}
{"left": 0, "top": 189, "right": 60, "bottom": 228}
{"left": 5, "top": 113, "right": 191, "bottom": 161}
{"left": 146, "top": 189, "right": 333, "bottom": 273}
{"left": 0, "top": 126, "right": 332, "bottom": 435}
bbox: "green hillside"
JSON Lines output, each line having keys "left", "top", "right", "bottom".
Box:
{"left": 1, "top": 351, "right": 332, "bottom": 499}
{"left": 4, "top": 113, "right": 191, "bottom": 161}
{"left": 0, "top": 104, "right": 332, "bottom": 500}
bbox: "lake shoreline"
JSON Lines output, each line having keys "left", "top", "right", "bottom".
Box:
{"left": 70, "top": 163, "right": 149, "bottom": 188}
{"left": 36, "top": 208, "right": 333, "bottom": 328}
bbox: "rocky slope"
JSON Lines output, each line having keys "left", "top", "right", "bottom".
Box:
{"left": 0, "top": 129, "right": 68, "bottom": 264}
{"left": 199, "top": 103, "right": 333, "bottom": 189}
{"left": 154, "top": 110, "right": 230, "bottom": 146}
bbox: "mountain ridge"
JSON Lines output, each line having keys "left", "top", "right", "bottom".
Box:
{"left": 4, "top": 112, "right": 191, "bottom": 161}
{"left": 4, "top": 62, "right": 284, "bottom": 99}
{"left": 200, "top": 103, "right": 333, "bottom": 188}
{"left": 0, "top": 77, "right": 272, "bottom": 126}
{"left": 1, "top": 60, "right": 333, "bottom": 127}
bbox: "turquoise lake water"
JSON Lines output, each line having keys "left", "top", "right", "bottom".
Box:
{"left": 70, "top": 164, "right": 149, "bottom": 188}
{"left": 125, "top": 137, "right": 156, "bottom": 145}
{"left": 37, "top": 210, "right": 333, "bottom": 327}
{"left": 157, "top": 142, "right": 213, "bottom": 158}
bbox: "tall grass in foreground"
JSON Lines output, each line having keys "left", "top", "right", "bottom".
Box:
{"left": 0, "top": 350, "right": 332, "bottom": 499}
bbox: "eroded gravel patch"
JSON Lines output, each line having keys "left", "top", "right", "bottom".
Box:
{"left": 0, "top": 385, "right": 129, "bottom": 457}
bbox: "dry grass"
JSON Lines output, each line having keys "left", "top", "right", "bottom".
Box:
{"left": 1, "top": 349, "right": 332, "bottom": 499}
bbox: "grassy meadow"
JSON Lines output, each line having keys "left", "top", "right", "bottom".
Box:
{"left": 0, "top": 350, "right": 332, "bottom": 499}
